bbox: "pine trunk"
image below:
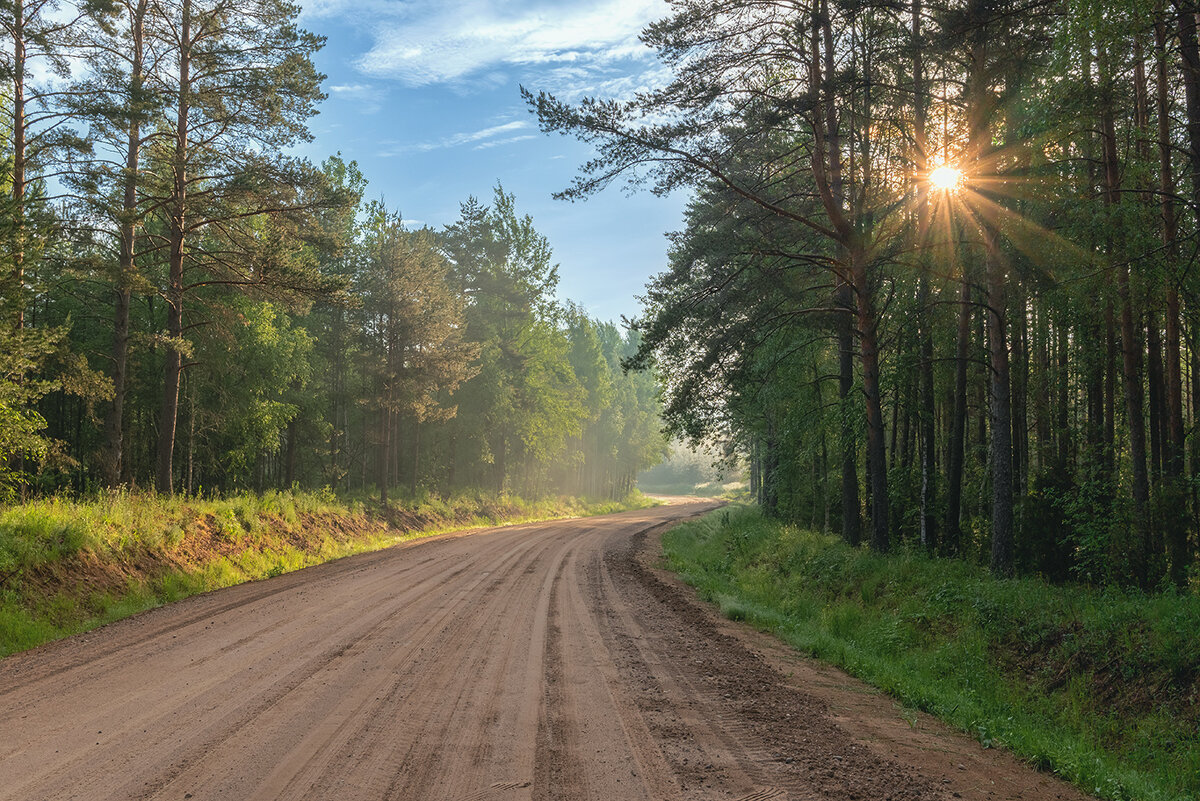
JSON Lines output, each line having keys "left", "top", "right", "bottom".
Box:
{"left": 1179, "top": 0, "right": 1200, "bottom": 226}
{"left": 1160, "top": 8, "right": 1190, "bottom": 585}
{"left": 103, "top": 0, "right": 148, "bottom": 487}
{"left": 10, "top": 2, "right": 25, "bottom": 331}
{"left": 853, "top": 248, "right": 889, "bottom": 553}
{"left": 836, "top": 278, "right": 860, "bottom": 546}
{"left": 985, "top": 233, "right": 1015, "bottom": 577}
{"left": 1101, "top": 61, "right": 1153, "bottom": 585}
{"left": 945, "top": 277, "right": 971, "bottom": 554}
{"left": 156, "top": 0, "right": 191, "bottom": 494}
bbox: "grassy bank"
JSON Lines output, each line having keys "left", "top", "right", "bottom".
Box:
{"left": 0, "top": 489, "right": 655, "bottom": 657}
{"left": 662, "top": 506, "right": 1200, "bottom": 801}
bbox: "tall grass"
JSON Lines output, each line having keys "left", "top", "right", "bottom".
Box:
{"left": 663, "top": 505, "right": 1200, "bottom": 801}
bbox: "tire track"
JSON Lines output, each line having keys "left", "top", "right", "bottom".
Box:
{"left": 0, "top": 501, "right": 1077, "bottom": 801}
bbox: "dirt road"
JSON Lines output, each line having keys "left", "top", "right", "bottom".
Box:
{"left": 1, "top": 500, "right": 1088, "bottom": 801}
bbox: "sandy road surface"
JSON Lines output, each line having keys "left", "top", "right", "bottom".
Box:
{"left": 1, "top": 500, "right": 1089, "bottom": 801}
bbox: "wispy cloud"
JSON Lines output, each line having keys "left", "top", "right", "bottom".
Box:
{"left": 540, "top": 63, "right": 673, "bottom": 101}
{"left": 474, "top": 134, "right": 538, "bottom": 150}
{"left": 307, "top": 0, "right": 667, "bottom": 95}
{"left": 301, "top": 0, "right": 399, "bottom": 21}
{"left": 327, "top": 82, "right": 387, "bottom": 113}
{"left": 433, "top": 120, "right": 531, "bottom": 150}
{"left": 378, "top": 120, "right": 536, "bottom": 157}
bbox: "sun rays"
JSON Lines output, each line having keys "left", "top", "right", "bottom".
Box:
{"left": 929, "top": 165, "right": 964, "bottom": 192}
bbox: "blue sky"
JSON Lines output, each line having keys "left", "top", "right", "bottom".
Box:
{"left": 295, "top": 0, "right": 686, "bottom": 325}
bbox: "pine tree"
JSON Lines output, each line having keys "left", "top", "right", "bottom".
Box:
{"left": 143, "top": 0, "right": 330, "bottom": 493}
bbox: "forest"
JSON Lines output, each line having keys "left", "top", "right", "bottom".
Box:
{"left": 4, "top": 2, "right": 1200, "bottom": 797}
{"left": 0, "top": 0, "right": 666, "bottom": 506}
{"left": 531, "top": 0, "right": 1200, "bottom": 590}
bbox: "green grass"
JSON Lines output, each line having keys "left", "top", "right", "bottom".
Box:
{"left": 662, "top": 505, "right": 1200, "bottom": 801}
{"left": 0, "top": 488, "right": 656, "bottom": 657}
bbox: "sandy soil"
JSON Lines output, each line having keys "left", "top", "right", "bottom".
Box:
{"left": 0, "top": 499, "right": 1092, "bottom": 800}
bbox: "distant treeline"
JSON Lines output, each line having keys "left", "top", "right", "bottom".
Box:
{"left": 531, "top": 0, "right": 1200, "bottom": 588}
{"left": 0, "top": 0, "right": 665, "bottom": 502}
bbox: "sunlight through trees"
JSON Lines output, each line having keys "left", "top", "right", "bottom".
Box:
{"left": 533, "top": 0, "right": 1200, "bottom": 588}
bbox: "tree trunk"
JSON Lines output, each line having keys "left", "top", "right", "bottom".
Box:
{"left": 380, "top": 406, "right": 391, "bottom": 504}
{"left": 1101, "top": 57, "right": 1153, "bottom": 586}
{"left": 495, "top": 435, "right": 507, "bottom": 493}
{"left": 156, "top": 0, "right": 191, "bottom": 494}
{"left": 919, "top": 278, "right": 937, "bottom": 551}
{"left": 1012, "top": 288, "right": 1029, "bottom": 500}
{"left": 820, "top": 416, "right": 831, "bottom": 533}
{"left": 853, "top": 248, "right": 889, "bottom": 553}
{"left": 961, "top": 0, "right": 1014, "bottom": 573}
{"left": 284, "top": 416, "right": 298, "bottom": 488}
{"left": 1178, "top": 0, "right": 1200, "bottom": 226}
{"left": 186, "top": 379, "right": 194, "bottom": 495}
{"left": 10, "top": 1, "right": 26, "bottom": 331}
{"left": 890, "top": 372, "right": 902, "bottom": 472}
{"left": 985, "top": 232, "right": 1015, "bottom": 577}
{"left": 763, "top": 420, "right": 780, "bottom": 517}
{"left": 1117, "top": 261, "right": 1152, "bottom": 585}
{"left": 749, "top": 440, "right": 759, "bottom": 501}
{"left": 1190, "top": 330, "right": 1200, "bottom": 551}
{"left": 1192, "top": 337, "right": 1200, "bottom": 531}
{"left": 1138, "top": 32, "right": 1167, "bottom": 483}
{"left": 1160, "top": 9, "right": 1190, "bottom": 585}
{"left": 410, "top": 420, "right": 420, "bottom": 495}
{"left": 945, "top": 277, "right": 971, "bottom": 554}
{"left": 1033, "top": 306, "right": 1052, "bottom": 471}
{"left": 1148, "top": 309, "right": 1166, "bottom": 480}
{"left": 814, "top": 0, "right": 858, "bottom": 546}
{"left": 1105, "top": 300, "right": 1117, "bottom": 486}
{"left": 103, "top": 0, "right": 148, "bottom": 488}
{"left": 104, "top": 286, "right": 132, "bottom": 486}
{"left": 837, "top": 279, "right": 861, "bottom": 545}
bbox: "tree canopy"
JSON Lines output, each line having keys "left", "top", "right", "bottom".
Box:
{"left": 0, "top": 2, "right": 667, "bottom": 503}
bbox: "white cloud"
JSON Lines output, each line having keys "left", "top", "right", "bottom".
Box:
{"left": 474, "top": 134, "right": 538, "bottom": 150}
{"left": 327, "top": 82, "right": 387, "bottom": 113}
{"left": 329, "top": 83, "right": 379, "bottom": 98}
{"left": 435, "top": 120, "right": 531, "bottom": 149}
{"left": 301, "top": 0, "right": 400, "bottom": 21}
{"left": 379, "top": 120, "right": 536, "bottom": 156}
{"left": 343, "top": 0, "right": 667, "bottom": 91}
{"left": 544, "top": 63, "right": 673, "bottom": 101}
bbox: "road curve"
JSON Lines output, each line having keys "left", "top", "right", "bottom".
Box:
{"left": 0, "top": 501, "right": 1078, "bottom": 801}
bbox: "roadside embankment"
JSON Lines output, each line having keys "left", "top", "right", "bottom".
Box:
{"left": 0, "top": 489, "right": 655, "bottom": 657}
{"left": 662, "top": 505, "right": 1199, "bottom": 801}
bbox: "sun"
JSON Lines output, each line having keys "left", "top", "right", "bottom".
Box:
{"left": 929, "top": 165, "right": 964, "bottom": 191}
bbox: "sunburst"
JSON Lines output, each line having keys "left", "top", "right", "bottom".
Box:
{"left": 929, "top": 165, "right": 964, "bottom": 192}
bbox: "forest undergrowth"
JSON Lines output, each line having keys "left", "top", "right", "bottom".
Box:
{"left": 0, "top": 489, "right": 655, "bottom": 657}
{"left": 663, "top": 506, "right": 1200, "bottom": 801}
